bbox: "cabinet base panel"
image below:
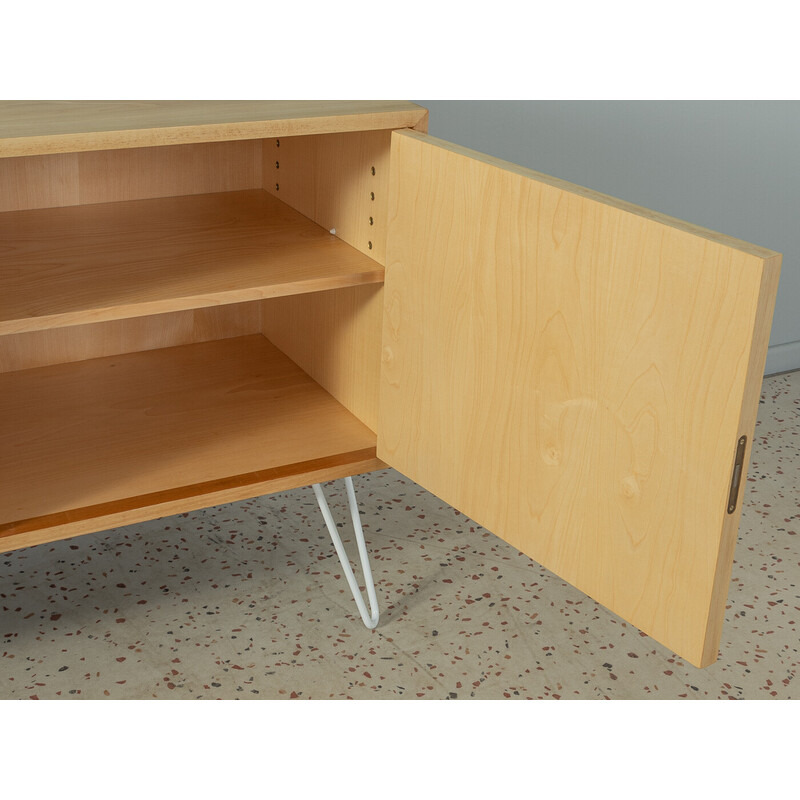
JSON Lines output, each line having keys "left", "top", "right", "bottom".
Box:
{"left": 0, "top": 450, "right": 384, "bottom": 554}
{"left": 0, "top": 334, "right": 383, "bottom": 552}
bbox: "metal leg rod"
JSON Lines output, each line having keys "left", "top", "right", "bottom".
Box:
{"left": 312, "top": 476, "right": 379, "bottom": 630}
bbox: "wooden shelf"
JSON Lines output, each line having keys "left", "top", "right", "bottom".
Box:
{"left": 0, "top": 189, "right": 384, "bottom": 335}
{"left": 0, "top": 100, "right": 428, "bottom": 157}
{"left": 0, "top": 335, "right": 383, "bottom": 549}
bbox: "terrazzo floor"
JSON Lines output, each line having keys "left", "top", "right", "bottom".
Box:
{"left": 1, "top": 370, "right": 798, "bottom": 700}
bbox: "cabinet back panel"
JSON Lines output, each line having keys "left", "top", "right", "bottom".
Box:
{"left": 0, "top": 304, "right": 262, "bottom": 373}
{"left": 0, "top": 140, "right": 262, "bottom": 213}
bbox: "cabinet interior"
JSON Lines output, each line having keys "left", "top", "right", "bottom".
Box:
{"left": 0, "top": 129, "right": 392, "bottom": 550}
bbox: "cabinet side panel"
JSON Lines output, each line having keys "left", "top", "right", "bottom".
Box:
{"left": 0, "top": 140, "right": 262, "bottom": 212}
{"left": 262, "top": 130, "right": 392, "bottom": 264}
{"left": 261, "top": 285, "right": 383, "bottom": 433}
{"left": 412, "top": 110, "right": 429, "bottom": 133}
{"left": 0, "top": 304, "right": 262, "bottom": 373}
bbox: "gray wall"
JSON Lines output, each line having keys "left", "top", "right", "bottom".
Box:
{"left": 418, "top": 101, "right": 799, "bottom": 375}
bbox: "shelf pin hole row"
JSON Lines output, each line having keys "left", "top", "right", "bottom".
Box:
{"left": 368, "top": 165, "right": 376, "bottom": 249}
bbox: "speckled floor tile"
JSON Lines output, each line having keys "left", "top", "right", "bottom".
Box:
{"left": 1, "top": 370, "right": 798, "bottom": 699}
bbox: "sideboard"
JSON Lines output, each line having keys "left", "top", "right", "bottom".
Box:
{"left": 0, "top": 101, "right": 781, "bottom": 668}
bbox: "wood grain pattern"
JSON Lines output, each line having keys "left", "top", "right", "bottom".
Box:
{"left": 261, "top": 284, "right": 384, "bottom": 432}
{"left": 0, "top": 304, "right": 262, "bottom": 374}
{"left": 0, "top": 140, "right": 262, "bottom": 213}
{"left": 263, "top": 129, "right": 392, "bottom": 263}
{"left": 380, "top": 130, "right": 781, "bottom": 668}
{"left": 0, "top": 335, "right": 382, "bottom": 549}
{"left": 0, "top": 150, "right": 78, "bottom": 211}
{"left": 0, "top": 101, "right": 429, "bottom": 158}
{"left": 0, "top": 189, "right": 384, "bottom": 334}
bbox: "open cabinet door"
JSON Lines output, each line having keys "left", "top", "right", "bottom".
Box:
{"left": 378, "top": 130, "right": 781, "bottom": 668}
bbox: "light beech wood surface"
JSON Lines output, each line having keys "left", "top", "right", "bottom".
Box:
{"left": 0, "top": 140, "right": 263, "bottom": 213}
{"left": 259, "top": 128, "right": 391, "bottom": 432}
{"left": 0, "top": 335, "right": 381, "bottom": 550}
{"left": 263, "top": 130, "right": 392, "bottom": 263}
{"left": 262, "top": 284, "right": 384, "bottom": 432}
{"left": 0, "top": 100, "right": 428, "bottom": 157}
{"left": 0, "top": 304, "right": 263, "bottom": 374}
{"left": 380, "top": 130, "right": 780, "bottom": 667}
{"left": 0, "top": 189, "right": 383, "bottom": 334}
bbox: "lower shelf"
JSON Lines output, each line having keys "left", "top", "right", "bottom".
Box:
{"left": 0, "top": 335, "right": 383, "bottom": 551}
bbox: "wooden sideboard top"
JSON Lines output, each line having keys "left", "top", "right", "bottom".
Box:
{"left": 0, "top": 100, "right": 429, "bottom": 157}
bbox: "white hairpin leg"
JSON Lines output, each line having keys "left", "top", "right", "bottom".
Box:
{"left": 312, "top": 476, "right": 379, "bottom": 630}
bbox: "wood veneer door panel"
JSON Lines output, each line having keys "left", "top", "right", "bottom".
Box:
{"left": 379, "top": 130, "right": 781, "bottom": 667}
